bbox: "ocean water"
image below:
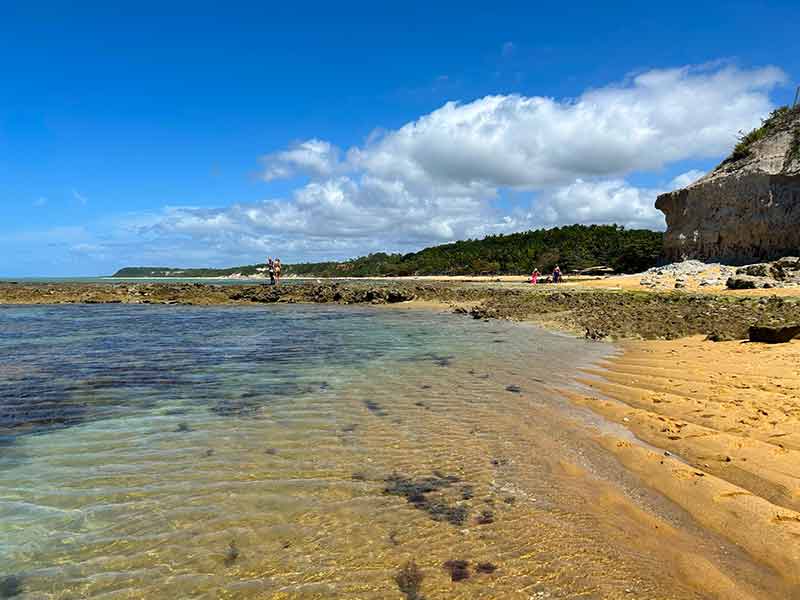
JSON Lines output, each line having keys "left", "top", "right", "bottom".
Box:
{"left": 0, "top": 277, "right": 293, "bottom": 286}
{"left": 0, "top": 305, "right": 777, "bottom": 599}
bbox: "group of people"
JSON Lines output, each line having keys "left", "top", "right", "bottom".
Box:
{"left": 266, "top": 257, "right": 282, "bottom": 285}
{"left": 529, "top": 265, "right": 562, "bottom": 285}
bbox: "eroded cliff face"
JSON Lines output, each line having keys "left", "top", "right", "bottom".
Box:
{"left": 656, "top": 107, "right": 800, "bottom": 263}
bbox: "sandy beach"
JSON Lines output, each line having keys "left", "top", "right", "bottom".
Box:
{"left": 563, "top": 336, "right": 800, "bottom": 590}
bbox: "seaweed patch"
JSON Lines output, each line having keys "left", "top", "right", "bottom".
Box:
{"left": 384, "top": 473, "right": 469, "bottom": 526}
{"left": 395, "top": 560, "right": 426, "bottom": 600}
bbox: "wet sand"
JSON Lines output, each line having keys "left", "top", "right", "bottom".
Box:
{"left": 564, "top": 336, "right": 800, "bottom": 595}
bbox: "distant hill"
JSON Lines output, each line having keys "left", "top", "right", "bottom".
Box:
{"left": 113, "top": 224, "right": 663, "bottom": 278}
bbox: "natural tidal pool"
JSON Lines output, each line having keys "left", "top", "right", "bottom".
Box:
{"left": 0, "top": 305, "right": 782, "bottom": 599}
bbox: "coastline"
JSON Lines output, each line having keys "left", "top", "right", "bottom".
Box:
{"left": 4, "top": 281, "right": 800, "bottom": 593}
{"left": 2, "top": 279, "right": 799, "bottom": 340}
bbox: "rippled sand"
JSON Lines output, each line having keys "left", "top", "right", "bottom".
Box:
{"left": 0, "top": 305, "right": 789, "bottom": 598}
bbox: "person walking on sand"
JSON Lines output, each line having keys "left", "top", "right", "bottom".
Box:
{"left": 267, "top": 257, "right": 276, "bottom": 285}
{"left": 529, "top": 268, "right": 540, "bottom": 285}
{"left": 552, "top": 265, "right": 562, "bottom": 284}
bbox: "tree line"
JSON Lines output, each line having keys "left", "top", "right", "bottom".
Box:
{"left": 113, "top": 224, "right": 663, "bottom": 278}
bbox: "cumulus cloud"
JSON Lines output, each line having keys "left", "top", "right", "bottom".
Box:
{"left": 343, "top": 64, "right": 783, "bottom": 190}
{"left": 533, "top": 179, "right": 667, "bottom": 230}
{"left": 261, "top": 139, "right": 341, "bottom": 181}
{"left": 139, "top": 63, "right": 784, "bottom": 262}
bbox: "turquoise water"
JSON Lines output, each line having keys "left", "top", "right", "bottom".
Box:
{"left": 0, "top": 277, "right": 294, "bottom": 286}
{"left": 0, "top": 305, "right": 769, "bottom": 599}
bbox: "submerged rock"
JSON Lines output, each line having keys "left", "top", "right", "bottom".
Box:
{"left": 394, "top": 560, "right": 426, "bottom": 600}
{"left": 383, "top": 473, "right": 468, "bottom": 526}
{"left": 0, "top": 576, "right": 23, "bottom": 598}
{"left": 476, "top": 562, "right": 498, "bottom": 574}
{"left": 223, "top": 540, "right": 240, "bottom": 566}
{"left": 443, "top": 560, "right": 470, "bottom": 582}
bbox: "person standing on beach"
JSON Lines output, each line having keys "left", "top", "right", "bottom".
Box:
{"left": 267, "top": 257, "right": 276, "bottom": 285}
{"left": 552, "top": 265, "right": 562, "bottom": 283}
{"left": 530, "top": 268, "right": 540, "bottom": 285}
{"left": 274, "top": 258, "right": 282, "bottom": 285}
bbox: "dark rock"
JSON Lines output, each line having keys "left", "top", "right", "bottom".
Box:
{"left": 736, "top": 263, "right": 772, "bottom": 277}
{"left": 0, "top": 576, "right": 23, "bottom": 598}
{"left": 364, "top": 400, "right": 386, "bottom": 416}
{"left": 476, "top": 509, "right": 495, "bottom": 525}
{"left": 476, "top": 562, "right": 498, "bottom": 574}
{"left": 726, "top": 276, "right": 763, "bottom": 289}
{"left": 776, "top": 256, "right": 800, "bottom": 270}
{"left": 224, "top": 540, "right": 240, "bottom": 566}
{"left": 505, "top": 384, "right": 522, "bottom": 394}
{"left": 749, "top": 324, "right": 800, "bottom": 344}
{"left": 443, "top": 560, "right": 470, "bottom": 582}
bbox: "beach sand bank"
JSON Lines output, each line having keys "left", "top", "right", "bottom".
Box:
{"left": 563, "top": 336, "right": 800, "bottom": 591}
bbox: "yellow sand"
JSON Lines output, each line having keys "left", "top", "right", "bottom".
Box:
{"left": 564, "top": 336, "right": 800, "bottom": 589}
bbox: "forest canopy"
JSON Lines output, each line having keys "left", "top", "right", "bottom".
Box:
{"left": 113, "top": 224, "right": 663, "bottom": 278}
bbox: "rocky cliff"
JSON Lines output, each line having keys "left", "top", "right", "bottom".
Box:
{"left": 656, "top": 105, "right": 800, "bottom": 263}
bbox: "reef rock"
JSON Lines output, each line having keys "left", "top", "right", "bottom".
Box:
{"left": 656, "top": 106, "right": 800, "bottom": 263}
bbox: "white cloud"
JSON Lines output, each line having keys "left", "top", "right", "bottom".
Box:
{"left": 669, "top": 169, "right": 706, "bottom": 189}
{"left": 533, "top": 179, "right": 666, "bottom": 230}
{"left": 261, "top": 139, "right": 341, "bottom": 181}
{"left": 126, "top": 64, "right": 786, "bottom": 263}
{"left": 343, "top": 64, "right": 783, "bottom": 190}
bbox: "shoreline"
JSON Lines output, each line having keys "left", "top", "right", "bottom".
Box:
{"left": 2, "top": 279, "right": 799, "bottom": 341}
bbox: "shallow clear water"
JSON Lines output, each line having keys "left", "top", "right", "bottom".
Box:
{"left": 0, "top": 305, "right": 778, "bottom": 599}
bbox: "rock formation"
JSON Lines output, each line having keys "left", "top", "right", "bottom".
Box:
{"left": 656, "top": 106, "right": 800, "bottom": 263}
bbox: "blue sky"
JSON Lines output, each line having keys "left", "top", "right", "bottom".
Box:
{"left": 2, "top": 1, "right": 799, "bottom": 276}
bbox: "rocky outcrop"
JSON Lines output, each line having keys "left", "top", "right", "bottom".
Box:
{"left": 749, "top": 324, "right": 800, "bottom": 344}
{"left": 656, "top": 106, "right": 800, "bottom": 263}
{"left": 725, "top": 256, "right": 800, "bottom": 289}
